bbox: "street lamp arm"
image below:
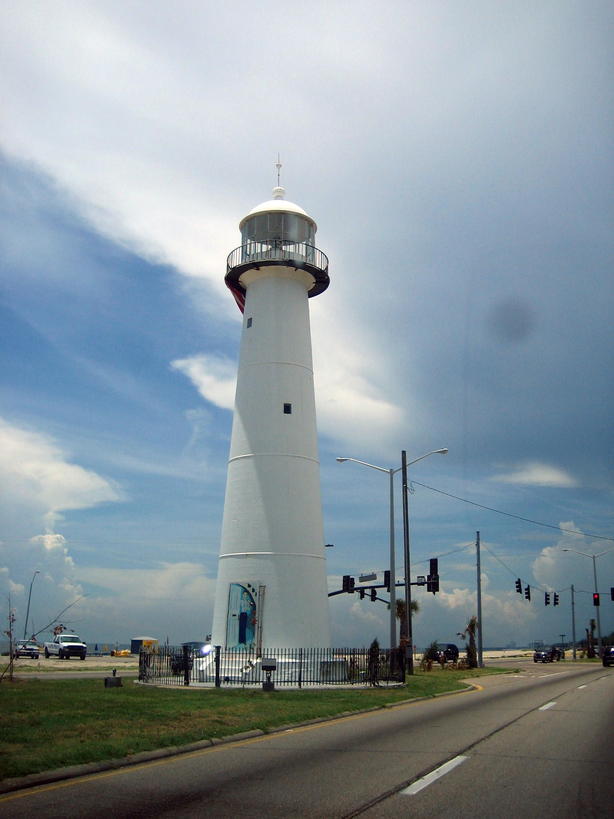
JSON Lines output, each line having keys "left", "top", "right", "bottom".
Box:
{"left": 393, "top": 448, "right": 449, "bottom": 475}
{"left": 335, "top": 457, "right": 391, "bottom": 474}
{"left": 562, "top": 547, "right": 614, "bottom": 559}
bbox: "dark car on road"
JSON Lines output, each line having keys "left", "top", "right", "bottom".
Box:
{"left": 549, "top": 646, "right": 565, "bottom": 661}
{"left": 533, "top": 648, "right": 552, "bottom": 663}
{"left": 602, "top": 646, "right": 614, "bottom": 668}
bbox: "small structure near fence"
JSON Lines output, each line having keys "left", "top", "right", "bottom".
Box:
{"left": 139, "top": 645, "right": 405, "bottom": 689}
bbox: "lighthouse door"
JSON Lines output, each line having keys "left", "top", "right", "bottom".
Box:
{"left": 226, "top": 583, "right": 257, "bottom": 649}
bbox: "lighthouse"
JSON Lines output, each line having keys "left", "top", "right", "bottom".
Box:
{"left": 210, "top": 177, "right": 332, "bottom": 650}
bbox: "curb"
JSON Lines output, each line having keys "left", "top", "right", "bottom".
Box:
{"left": 0, "top": 683, "right": 477, "bottom": 795}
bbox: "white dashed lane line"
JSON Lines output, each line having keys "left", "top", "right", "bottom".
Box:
{"left": 538, "top": 701, "right": 557, "bottom": 711}
{"left": 401, "top": 756, "right": 468, "bottom": 795}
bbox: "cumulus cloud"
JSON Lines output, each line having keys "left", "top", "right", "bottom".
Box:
{"left": 73, "top": 562, "right": 216, "bottom": 641}
{"left": 491, "top": 462, "right": 577, "bottom": 488}
{"left": 0, "top": 418, "right": 123, "bottom": 515}
{"left": 171, "top": 355, "right": 236, "bottom": 410}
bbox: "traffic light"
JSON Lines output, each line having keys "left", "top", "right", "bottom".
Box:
{"left": 611, "top": 587, "right": 614, "bottom": 602}
{"left": 524, "top": 585, "right": 531, "bottom": 601}
{"left": 593, "top": 592, "right": 600, "bottom": 607}
{"left": 342, "top": 575, "right": 355, "bottom": 593}
{"left": 358, "top": 588, "right": 365, "bottom": 600}
{"left": 427, "top": 558, "right": 440, "bottom": 594}
{"left": 553, "top": 593, "right": 559, "bottom": 606}
{"left": 515, "top": 578, "right": 522, "bottom": 594}
{"left": 384, "top": 570, "right": 391, "bottom": 592}
{"left": 370, "top": 588, "right": 377, "bottom": 601}
{"left": 544, "top": 593, "right": 550, "bottom": 606}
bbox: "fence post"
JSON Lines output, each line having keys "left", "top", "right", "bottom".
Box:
{"left": 183, "top": 644, "right": 190, "bottom": 686}
{"left": 215, "top": 645, "right": 221, "bottom": 688}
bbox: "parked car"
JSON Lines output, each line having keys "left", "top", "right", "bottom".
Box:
{"left": 442, "top": 644, "right": 459, "bottom": 662}
{"left": 602, "top": 646, "right": 614, "bottom": 668}
{"left": 13, "top": 640, "right": 40, "bottom": 659}
{"left": 533, "top": 648, "right": 552, "bottom": 663}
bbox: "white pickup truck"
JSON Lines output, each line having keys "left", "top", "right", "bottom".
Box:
{"left": 44, "top": 633, "right": 87, "bottom": 660}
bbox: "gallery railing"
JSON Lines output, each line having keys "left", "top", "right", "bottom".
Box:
{"left": 226, "top": 241, "right": 329, "bottom": 275}
{"left": 139, "top": 645, "right": 405, "bottom": 688}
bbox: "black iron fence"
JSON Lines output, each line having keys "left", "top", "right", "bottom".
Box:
{"left": 139, "top": 645, "right": 405, "bottom": 688}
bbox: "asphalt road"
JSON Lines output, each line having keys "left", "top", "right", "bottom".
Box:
{"left": 1, "top": 661, "right": 612, "bottom": 817}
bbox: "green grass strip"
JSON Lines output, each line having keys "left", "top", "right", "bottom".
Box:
{"left": 0, "top": 667, "right": 506, "bottom": 780}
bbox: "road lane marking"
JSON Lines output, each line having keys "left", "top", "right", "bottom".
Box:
{"left": 539, "top": 701, "right": 557, "bottom": 711}
{"left": 578, "top": 684, "right": 587, "bottom": 689}
{"left": 401, "top": 756, "right": 468, "bottom": 795}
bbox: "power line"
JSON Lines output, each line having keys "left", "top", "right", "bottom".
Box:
{"left": 411, "top": 481, "right": 614, "bottom": 542}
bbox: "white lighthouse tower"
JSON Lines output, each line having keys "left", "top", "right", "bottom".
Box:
{"left": 210, "top": 177, "right": 331, "bottom": 650}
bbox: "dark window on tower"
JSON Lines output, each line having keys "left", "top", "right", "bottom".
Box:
{"left": 283, "top": 403, "right": 292, "bottom": 414}
{"left": 246, "top": 317, "right": 252, "bottom": 328}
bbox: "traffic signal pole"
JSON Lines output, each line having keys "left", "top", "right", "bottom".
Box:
{"left": 476, "top": 531, "right": 483, "bottom": 668}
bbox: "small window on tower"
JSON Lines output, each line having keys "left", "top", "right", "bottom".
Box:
{"left": 246, "top": 317, "right": 253, "bottom": 328}
{"left": 283, "top": 403, "right": 292, "bottom": 414}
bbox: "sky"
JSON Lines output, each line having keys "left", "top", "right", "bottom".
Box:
{"left": 1, "top": 0, "right": 613, "bottom": 651}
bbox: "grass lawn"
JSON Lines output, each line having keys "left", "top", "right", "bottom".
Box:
{"left": 0, "top": 667, "right": 507, "bottom": 781}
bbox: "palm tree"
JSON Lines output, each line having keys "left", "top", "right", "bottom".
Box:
{"left": 396, "top": 598, "right": 420, "bottom": 648}
{"left": 457, "top": 615, "right": 478, "bottom": 668}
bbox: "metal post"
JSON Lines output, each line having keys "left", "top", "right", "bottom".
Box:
{"left": 401, "top": 450, "right": 413, "bottom": 675}
{"left": 388, "top": 468, "right": 396, "bottom": 650}
{"left": 183, "top": 644, "right": 190, "bottom": 686}
{"left": 476, "top": 531, "right": 483, "bottom": 667}
{"left": 23, "top": 570, "right": 40, "bottom": 640}
{"left": 571, "top": 584, "right": 576, "bottom": 660}
{"left": 214, "top": 645, "right": 221, "bottom": 688}
{"left": 592, "top": 555, "right": 602, "bottom": 657}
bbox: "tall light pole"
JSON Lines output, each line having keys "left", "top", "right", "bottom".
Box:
{"left": 335, "top": 457, "right": 398, "bottom": 649}
{"left": 401, "top": 448, "right": 448, "bottom": 675}
{"left": 562, "top": 547, "right": 613, "bottom": 657}
{"left": 23, "top": 570, "right": 40, "bottom": 640}
{"left": 336, "top": 447, "right": 448, "bottom": 654}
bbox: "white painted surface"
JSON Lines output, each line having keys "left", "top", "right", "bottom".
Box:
{"left": 211, "top": 209, "right": 331, "bottom": 649}
{"left": 402, "top": 756, "right": 468, "bottom": 795}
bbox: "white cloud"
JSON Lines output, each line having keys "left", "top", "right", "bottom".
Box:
{"left": 171, "top": 355, "right": 236, "bottom": 410}
{"left": 491, "top": 462, "right": 577, "bottom": 488}
{"left": 72, "top": 562, "right": 216, "bottom": 642}
{"left": 30, "top": 533, "right": 68, "bottom": 553}
{"left": 0, "top": 418, "right": 123, "bottom": 515}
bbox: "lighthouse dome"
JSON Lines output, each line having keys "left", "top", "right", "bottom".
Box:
{"left": 239, "top": 186, "right": 317, "bottom": 239}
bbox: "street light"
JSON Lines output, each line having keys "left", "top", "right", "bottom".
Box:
{"left": 336, "top": 448, "right": 448, "bottom": 654}
{"left": 401, "top": 449, "right": 448, "bottom": 675}
{"left": 561, "top": 547, "right": 613, "bottom": 657}
{"left": 336, "top": 457, "right": 398, "bottom": 649}
{"left": 23, "top": 570, "right": 40, "bottom": 640}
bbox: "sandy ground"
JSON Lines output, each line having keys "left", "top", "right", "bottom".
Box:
{"left": 6, "top": 654, "right": 140, "bottom": 673}
{"left": 5, "top": 648, "right": 532, "bottom": 675}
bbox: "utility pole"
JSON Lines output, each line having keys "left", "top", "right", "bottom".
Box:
{"left": 571, "top": 584, "right": 576, "bottom": 660}
{"left": 476, "top": 531, "right": 483, "bottom": 667}
{"left": 401, "top": 450, "right": 414, "bottom": 675}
